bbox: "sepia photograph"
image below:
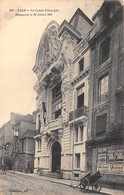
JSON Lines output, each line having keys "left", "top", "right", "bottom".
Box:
{"left": 0, "top": 0, "right": 124, "bottom": 194}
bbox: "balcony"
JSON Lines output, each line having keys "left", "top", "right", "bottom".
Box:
{"left": 44, "top": 116, "right": 62, "bottom": 132}
{"left": 69, "top": 106, "right": 88, "bottom": 121}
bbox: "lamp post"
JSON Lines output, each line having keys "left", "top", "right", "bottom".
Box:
{"left": 12, "top": 128, "right": 19, "bottom": 173}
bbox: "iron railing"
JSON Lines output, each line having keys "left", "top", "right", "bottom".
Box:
{"left": 69, "top": 106, "right": 88, "bottom": 121}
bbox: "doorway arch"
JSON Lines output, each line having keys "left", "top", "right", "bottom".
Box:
{"left": 51, "top": 141, "right": 61, "bottom": 172}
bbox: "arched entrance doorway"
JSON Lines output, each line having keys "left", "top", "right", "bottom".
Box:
{"left": 51, "top": 141, "right": 61, "bottom": 172}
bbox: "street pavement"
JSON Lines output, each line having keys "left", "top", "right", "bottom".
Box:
{"left": 0, "top": 171, "right": 123, "bottom": 195}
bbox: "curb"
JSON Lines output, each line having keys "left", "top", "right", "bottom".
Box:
{"left": 7, "top": 171, "right": 124, "bottom": 195}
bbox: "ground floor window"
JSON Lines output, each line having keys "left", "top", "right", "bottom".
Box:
{"left": 75, "top": 153, "right": 80, "bottom": 168}
{"left": 38, "top": 157, "right": 40, "bottom": 167}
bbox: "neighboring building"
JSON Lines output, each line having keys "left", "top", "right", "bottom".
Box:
{"left": 12, "top": 113, "right": 36, "bottom": 172}
{"left": 87, "top": 0, "right": 124, "bottom": 186}
{"left": 0, "top": 112, "right": 36, "bottom": 172}
{"left": 33, "top": 9, "right": 93, "bottom": 179}
{"left": 0, "top": 113, "right": 25, "bottom": 170}
{"left": 0, "top": 121, "right": 13, "bottom": 170}
{"left": 19, "top": 129, "right": 36, "bottom": 173}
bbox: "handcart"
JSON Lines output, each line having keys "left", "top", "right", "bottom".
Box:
{"left": 74, "top": 171, "right": 102, "bottom": 192}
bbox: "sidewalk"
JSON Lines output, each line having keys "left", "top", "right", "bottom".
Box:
{"left": 8, "top": 171, "right": 124, "bottom": 195}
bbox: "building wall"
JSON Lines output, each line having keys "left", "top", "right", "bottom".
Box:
{"left": 87, "top": 0, "right": 124, "bottom": 186}
{"left": 19, "top": 121, "right": 35, "bottom": 136}
{"left": 33, "top": 9, "right": 93, "bottom": 179}
{"left": 19, "top": 137, "right": 35, "bottom": 173}
{"left": 70, "top": 8, "right": 93, "bottom": 36}
{"left": 0, "top": 113, "right": 36, "bottom": 171}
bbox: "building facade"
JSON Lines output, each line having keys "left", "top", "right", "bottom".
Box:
{"left": 19, "top": 129, "right": 36, "bottom": 173}
{"left": 0, "top": 112, "right": 36, "bottom": 172}
{"left": 87, "top": 0, "right": 124, "bottom": 186}
{"left": 13, "top": 114, "right": 36, "bottom": 172}
{"left": 33, "top": 9, "right": 93, "bottom": 179}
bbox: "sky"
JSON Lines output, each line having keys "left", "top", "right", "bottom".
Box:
{"left": 0, "top": 0, "right": 104, "bottom": 127}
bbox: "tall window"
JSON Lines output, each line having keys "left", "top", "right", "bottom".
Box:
{"left": 99, "top": 37, "right": 110, "bottom": 64}
{"left": 74, "top": 126, "right": 84, "bottom": 143}
{"left": 80, "top": 126, "right": 84, "bottom": 142}
{"left": 75, "top": 153, "right": 80, "bottom": 168}
{"left": 75, "top": 127, "right": 78, "bottom": 142}
{"left": 96, "top": 113, "right": 107, "bottom": 135}
{"left": 78, "top": 58, "right": 84, "bottom": 73}
{"left": 38, "top": 157, "right": 40, "bottom": 167}
{"left": 52, "top": 82, "right": 62, "bottom": 119}
{"left": 37, "top": 140, "right": 41, "bottom": 151}
{"left": 52, "top": 101, "right": 62, "bottom": 119}
{"left": 77, "top": 85, "right": 84, "bottom": 108}
{"left": 98, "top": 74, "right": 109, "bottom": 102}
{"left": 52, "top": 82, "right": 62, "bottom": 100}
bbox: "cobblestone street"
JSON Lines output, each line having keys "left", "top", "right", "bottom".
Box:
{"left": 0, "top": 172, "right": 123, "bottom": 195}
{"left": 0, "top": 172, "right": 94, "bottom": 195}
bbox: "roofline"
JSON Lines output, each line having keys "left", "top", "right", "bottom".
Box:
{"left": 58, "top": 20, "right": 81, "bottom": 39}
{"left": 92, "top": 0, "right": 122, "bottom": 21}
{"left": 69, "top": 8, "right": 93, "bottom": 26}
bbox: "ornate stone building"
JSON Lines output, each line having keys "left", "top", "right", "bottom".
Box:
{"left": 33, "top": 9, "right": 93, "bottom": 179}
{"left": 87, "top": 0, "right": 124, "bottom": 186}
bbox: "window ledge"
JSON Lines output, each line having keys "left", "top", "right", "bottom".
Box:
{"left": 74, "top": 141, "right": 84, "bottom": 145}
{"left": 74, "top": 168, "right": 80, "bottom": 171}
{"left": 99, "top": 57, "right": 111, "bottom": 66}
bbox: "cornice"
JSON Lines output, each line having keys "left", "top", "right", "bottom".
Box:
{"left": 72, "top": 68, "right": 89, "bottom": 86}
{"left": 86, "top": 132, "right": 124, "bottom": 147}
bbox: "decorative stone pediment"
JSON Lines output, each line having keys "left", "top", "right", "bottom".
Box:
{"left": 44, "top": 131, "right": 62, "bottom": 142}
{"left": 35, "top": 21, "right": 62, "bottom": 76}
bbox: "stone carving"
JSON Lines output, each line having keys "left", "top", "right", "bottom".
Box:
{"left": 37, "top": 23, "right": 61, "bottom": 74}
{"left": 35, "top": 67, "right": 42, "bottom": 80}
{"left": 38, "top": 81, "right": 46, "bottom": 107}
{"left": 34, "top": 81, "right": 42, "bottom": 94}
{"left": 60, "top": 52, "right": 72, "bottom": 96}
{"left": 62, "top": 33, "right": 77, "bottom": 47}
